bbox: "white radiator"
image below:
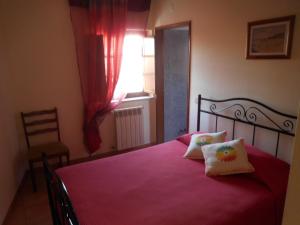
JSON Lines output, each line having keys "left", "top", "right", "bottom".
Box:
{"left": 113, "top": 106, "right": 144, "bottom": 150}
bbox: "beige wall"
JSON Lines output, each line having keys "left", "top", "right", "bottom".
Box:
{"left": 0, "top": 0, "right": 87, "bottom": 159}
{"left": 1, "top": 0, "right": 299, "bottom": 221}
{"left": 148, "top": 1, "right": 300, "bottom": 222}
{"left": 0, "top": 0, "right": 88, "bottom": 219}
{"left": 148, "top": 0, "right": 300, "bottom": 132}
{"left": 0, "top": 25, "right": 25, "bottom": 225}
{"left": 0, "top": 0, "right": 156, "bottom": 159}
{"left": 283, "top": 105, "right": 300, "bottom": 225}
{"left": 0, "top": 0, "right": 156, "bottom": 220}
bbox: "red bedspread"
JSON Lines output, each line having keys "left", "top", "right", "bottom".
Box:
{"left": 57, "top": 140, "right": 289, "bottom": 225}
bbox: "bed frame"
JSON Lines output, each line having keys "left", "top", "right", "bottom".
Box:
{"left": 43, "top": 95, "right": 297, "bottom": 225}
{"left": 43, "top": 154, "right": 80, "bottom": 225}
{"left": 197, "top": 95, "right": 297, "bottom": 157}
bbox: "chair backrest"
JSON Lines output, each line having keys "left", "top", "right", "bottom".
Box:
{"left": 21, "top": 108, "right": 61, "bottom": 148}
{"left": 42, "top": 154, "right": 80, "bottom": 225}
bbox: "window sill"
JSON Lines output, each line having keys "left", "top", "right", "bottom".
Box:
{"left": 112, "top": 92, "right": 156, "bottom": 103}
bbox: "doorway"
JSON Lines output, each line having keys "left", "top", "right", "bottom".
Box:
{"left": 155, "top": 21, "right": 191, "bottom": 143}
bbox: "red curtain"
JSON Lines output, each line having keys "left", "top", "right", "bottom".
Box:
{"left": 70, "top": 0, "right": 127, "bottom": 153}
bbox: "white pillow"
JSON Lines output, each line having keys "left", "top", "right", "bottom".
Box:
{"left": 202, "top": 139, "right": 255, "bottom": 176}
{"left": 183, "top": 131, "right": 227, "bottom": 159}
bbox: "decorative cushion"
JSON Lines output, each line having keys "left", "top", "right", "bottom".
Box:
{"left": 202, "top": 139, "right": 255, "bottom": 176}
{"left": 176, "top": 131, "right": 204, "bottom": 146}
{"left": 183, "top": 131, "right": 227, "bottom": 159}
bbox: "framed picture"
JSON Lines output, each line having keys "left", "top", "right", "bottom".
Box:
{"left": 247, "top": 15, "right": 295, "bottom": 59}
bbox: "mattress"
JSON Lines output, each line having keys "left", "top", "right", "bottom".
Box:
{"left": 57, "top": 139, "right": 289, "bottom": 225}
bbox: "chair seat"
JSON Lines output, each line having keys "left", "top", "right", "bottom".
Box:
{"left": 27, "top": 142, "right": 69, "bottom": 161}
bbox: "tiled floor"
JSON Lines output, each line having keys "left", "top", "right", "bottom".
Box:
{"left": 3, "top": 150, "right": 142, "bottom": 225}
{"left": 3, "top": 170, "right": 52, "bottom": 225}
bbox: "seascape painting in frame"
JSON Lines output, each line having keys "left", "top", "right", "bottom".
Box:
{"left": 247, "top": 15, "right": 295, "bottom": 59}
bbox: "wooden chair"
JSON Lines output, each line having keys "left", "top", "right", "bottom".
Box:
{"left": 43, "top": 154, "right": 79, "bottom": 225}
{"left": 21, "top": 108, "right": 69, "bottom": 192}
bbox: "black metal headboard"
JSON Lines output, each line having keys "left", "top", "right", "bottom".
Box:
{"left": 197, "top": 95, "right": 297, "bottom": 157}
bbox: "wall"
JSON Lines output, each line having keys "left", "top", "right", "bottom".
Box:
{"left": 0, "top": 0, "right": 156, "bottom": 220}
{"left": 148, "top": 0, "right": 300, "bottom": 160}
{"left": 0, "top": 0, "right": 156, "bottom": 160}
{"left": 282, "top": 105, "right": 300, "bottom": 225}
{"left": 0, "top": 24, "right": 25, "bottom": 225}
{"left": 0, "top": 0, "right": 87, "bottom": 159}
{"left": 148, "top": 0, "right": 300, "bottom": 126}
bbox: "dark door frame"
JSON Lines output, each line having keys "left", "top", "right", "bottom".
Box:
{"left": 155, "top": 21, "right": 192, "bottom": 144}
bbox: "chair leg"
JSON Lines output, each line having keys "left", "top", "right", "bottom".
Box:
{"left": 66, "top": 153, "right": 70, "bottom": 165}
{"left": 58, "top": 156, "right": 62, "bottom": 167}
{"left": 29, "top": 161, "right": 37, "bottom": 192}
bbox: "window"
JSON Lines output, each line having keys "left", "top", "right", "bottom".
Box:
{"left": 113, "top": 34, "right": 154, "bottom": 99}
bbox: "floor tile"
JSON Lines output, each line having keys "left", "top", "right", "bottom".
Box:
{"left": 3, "top": 170, "right": 51, "bottom": 225}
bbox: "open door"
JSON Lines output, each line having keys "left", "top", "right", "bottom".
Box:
{"left": 155, "top": 21, "right": 191, "bottom": 143}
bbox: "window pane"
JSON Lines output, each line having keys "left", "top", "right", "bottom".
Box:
{"left": 143, "top": 37, "right": 155, "bottom": 56}
{"left": 114, "top": 34, "right": 144, "bottom": 98}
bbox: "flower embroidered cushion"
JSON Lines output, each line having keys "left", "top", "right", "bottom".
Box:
{"left": 202, "top": 139, "right": 255, "bottom": 176}
{"left": 183, "top": 131, "right": 227, "bottom": 159}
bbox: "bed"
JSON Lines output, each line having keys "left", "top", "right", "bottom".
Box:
{"left": 51, "top": 95, "right": 297, "bottom": 225}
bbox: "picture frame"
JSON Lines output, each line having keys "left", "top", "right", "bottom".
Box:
{"left": 246, "top": 15, "right": 296, "bottom": 59}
